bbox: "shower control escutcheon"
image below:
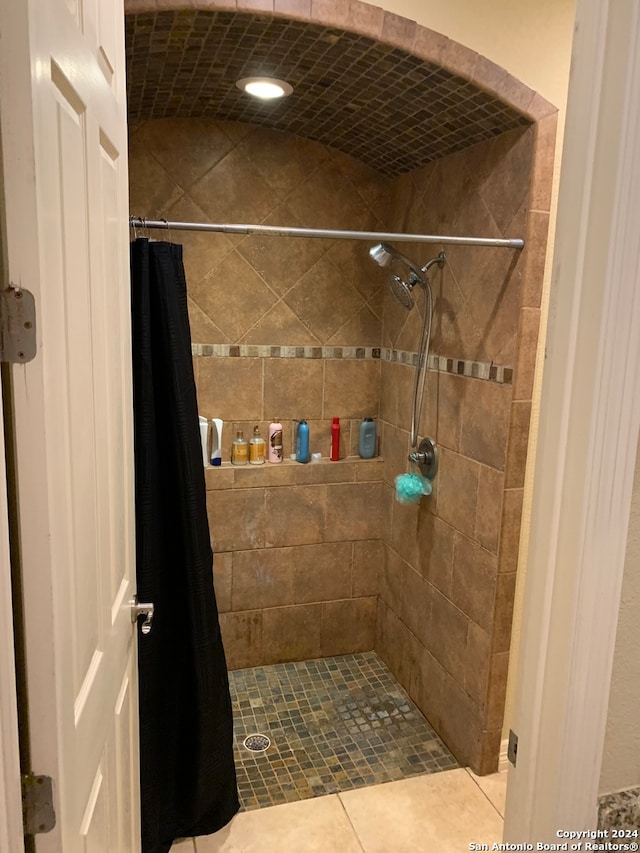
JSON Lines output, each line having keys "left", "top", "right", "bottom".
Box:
{"left": 130, "top": 595, "right": 155, "bottom": 635}
{"left": 408, "top": 437, "right": 439, "bottom": 480}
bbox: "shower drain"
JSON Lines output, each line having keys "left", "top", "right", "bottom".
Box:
{"left": 243, "top": 734, "right": 271, "bottom": 753}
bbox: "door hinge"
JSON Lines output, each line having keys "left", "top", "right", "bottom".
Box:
{"left": 508, "top": 728, "right": 518, "bottom": 767}
{"left": 0, "top": 285, "right": 37, "bottom": 363}
{"left": 21, "top": 772, "right": 56, "bottom": 835}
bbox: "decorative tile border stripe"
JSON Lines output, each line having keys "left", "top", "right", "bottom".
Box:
{"left": 192, "top": 344, "right": 381, "bottom": 360}
{"left": 191, "top": 344, "right": 513, "bottom": 384}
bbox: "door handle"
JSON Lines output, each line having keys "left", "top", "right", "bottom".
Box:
{"left": 130, "top": 595, "right": 155, "bottom": 635}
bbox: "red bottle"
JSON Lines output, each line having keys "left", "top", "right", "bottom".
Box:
{"left": 330, "top": 417, "right": 340, "bottom": 461}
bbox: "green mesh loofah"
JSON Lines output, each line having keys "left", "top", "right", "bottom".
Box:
{"left": 395, "top": 472, "right": 432, "bottom": 504}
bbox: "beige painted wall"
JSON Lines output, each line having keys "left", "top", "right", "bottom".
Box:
{"left": 378, "top": 0, "right": 575, "bottom": 108}
{"left": 376, "top": 0, "right": 577, "bottom": 742}
{"left": 599, "top": 432, "right": 640, "bottom": 794}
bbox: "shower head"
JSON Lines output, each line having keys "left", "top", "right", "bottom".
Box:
{"left": 369, "top": 242, "right": 426, "bottom": 311}
{"left": 388, "top": 273, "right": 417, "bottom": 310}
{"left": 369, "top": 242, "right": 425, "bottom": 281}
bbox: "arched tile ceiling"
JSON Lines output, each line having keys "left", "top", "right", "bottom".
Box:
{"left": 125, "top": 10, "right": 531, "bottom": 176}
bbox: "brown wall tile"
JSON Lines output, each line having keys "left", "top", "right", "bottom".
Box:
{"left": 520, "top": 211, "right": 550, "bottom": 309}
{"left": 380, "top": 544, "right": 406, "bottom": 617}
{"left": 205, "top": 466, "right": 235, "bottom": 490}
{"left": 434, "top": 372, "right": 465, "bottom": 452}
{"left": 505, "top": 401, "right": 532, "bottom": 488}
{"left": 381, "top": 12, "right": 417, "bottom": 51}
{"left": 324, "top": 482, "right": 384, "bottom": 541}
{"left": 232, "top": 548, "right": 296, "bottom": 610}
{"left": 321, "top": 597, "right": 377, "bottom": 656}
{"left": 437, "top": 668, "right": 484, "bottom": 771}
{"left": 347, "top": 0, "right": 384, "bottom": 38}
{"left": 389, "top": 498, "right": 422, "bottom": 568}
{"left": 263, "top": 358, "right": 324, "bottom": 421}
{"left": 274, "top": 0, "right": 311, "bottom": 17}
{"left": 213, "top": 551, "right": 232, "bottom": 613}
{"left": 478, "top": 729, "right": 502, "bottom": 776}
{"left": 451, "top": 533, "right": 498, "bottom": 633}
{"left": 380, "top": 422, "right": 410, "bottom": 488}
{"left": 492, "top": 572, "right": 517, "bottom": 654}
{"left": 264, "top": 485, "right": 326, "bottom": 547}
{"left": 416, "top": 512, "right": 454, "bottom": 596}
{"left": 352, "top": 540, "right": 383, "bottom": 596}
{"left": 207, "top": 488, "right": 266, "bottom": 551}
{"left": 375, "top": 600, "right": 414, "bottom": 689}
{"left": 529, "top": 113, "right": 558, "bottom": 213}
{"left": 485, "top": 652, "right": 510, "bottom": 730}
{"left": 262, "top": 603, "right": 322, "bottom": 664}
{"left": 435, "top": 448, "right": 480, "bottom": 539}
{"left": 380, "top": 361, "right": 400, "bottom": 425}
{"left": 401, "top": 565, "right": 431, "bottom": 648}
{"left": 197, "top": 357, "right": 263, "bottom": 421}
{"left": 219, "top": 610, "right": 262, "bottom": 670}
{"left": 323, "top": 359, "right": 380, "bottom": 419}
{"left": 429, "top": 589, "right": 468, "bottom": 684}
{"left": 460, "top": 379, "right": 511, "bottom": 471}
{"left": 475, "top": 465, "right": 504, "bottom": 555}
{"left": 407, "top": 644, "right": 446, "bottom": 729}
{"left": 512, "top": 308, "right": 541, "bottom": 401}
{"left": 292, "top": 542, "right": 353, "bottom": 603}
{"left": 499, "top": 488, "right": 524, "bottom": 574}
{"left": 465, "top": 622, "right": 491, "bottom": 706}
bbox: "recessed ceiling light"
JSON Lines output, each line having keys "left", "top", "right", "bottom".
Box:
{"left": 236, "top": 76, "right": 293, "bottom": 100}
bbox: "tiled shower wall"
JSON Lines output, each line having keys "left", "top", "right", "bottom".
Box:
{"left": 128, "top": 113, "right": 554, "bottom": 773}
{"left": 129, "top": 118, "right": 391, "bottom": 666}
{"left": 376, "top": 121, "right": 554, "bottom": 773}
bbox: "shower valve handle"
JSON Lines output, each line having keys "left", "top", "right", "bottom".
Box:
{"left": 408, "top": 437, "right": 439, "bottom": 481}
{"left": 409, "top": 448, "right": 433, "bottom": 466}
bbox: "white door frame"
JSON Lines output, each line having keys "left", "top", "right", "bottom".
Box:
{"left": 0, "top": 392, "right": 24, "bottom": 853}
{"left": 504, "top": 0, "right": 640, "bottom": 839}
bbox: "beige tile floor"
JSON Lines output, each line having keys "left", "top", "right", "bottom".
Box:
{"left": 171, "top": 768, "right": 508, "bottom": 852}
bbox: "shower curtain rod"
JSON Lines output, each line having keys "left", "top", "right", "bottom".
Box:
{"left": 129, "top": 217, "right": 525, "bottom": 250}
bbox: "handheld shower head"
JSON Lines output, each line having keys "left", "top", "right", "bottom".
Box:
{"left": 369, "top": 242, "right": 425, "bottom": 280}
{"left": 369, "top": 242, "right": 426, "bottom": 310}
{"left": 368, "top": 242, "right": 447, "bottom": 449}
{"left": 388, "top": 274, "right": 417, "bottom": 310}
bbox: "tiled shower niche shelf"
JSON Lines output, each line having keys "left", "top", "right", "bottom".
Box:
{"left": 204, "top": 457, "right": 383, "bottom": 490}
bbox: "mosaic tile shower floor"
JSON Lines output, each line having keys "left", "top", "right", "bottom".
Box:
{"left": 228, "top": 651, "right": 459, "bottom": 811}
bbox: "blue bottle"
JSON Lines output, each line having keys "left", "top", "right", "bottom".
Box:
{"left": 296, "top": 420, "right": 310, "bottom": 463}
{"left": 359, "top": 418, "right": 376, "bottom": 458}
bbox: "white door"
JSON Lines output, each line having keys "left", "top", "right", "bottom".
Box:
{"left": 0, "top": 0, "right": 139, "bottom": 850}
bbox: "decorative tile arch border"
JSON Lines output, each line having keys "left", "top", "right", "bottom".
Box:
{"left": 124, "top": 0, "right": 556, "bottom": 124}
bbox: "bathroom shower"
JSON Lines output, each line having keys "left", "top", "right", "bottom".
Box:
{"left": 369, "top": 243, "right": 446, "bottom": 449}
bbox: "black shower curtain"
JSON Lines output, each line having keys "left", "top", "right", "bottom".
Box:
{"left": 130, "top": 238, "right": 239, "bottom": 853}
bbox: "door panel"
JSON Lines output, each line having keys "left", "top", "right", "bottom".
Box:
{"left": 0, "top": 0, "right": 138, "bottom": 849}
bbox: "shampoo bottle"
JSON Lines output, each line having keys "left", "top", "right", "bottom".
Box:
{"left": 231, "top": 430, "right": 248, "bottom": 465}
{"left": 268, "top": 420, "right": 283, "bottom": 463}
{"left": 296, "top": 420, "right": 310, "bottom": 463}
{"left": 210, "top": 418, "right": 223, "bottom": 466}
{"left": 359, "top": 418, "right": 377, "bottom": 459}
{"left": 249, "top": 425, "right": 266, "bottom": 465}
{"left": 330, "top": 417, "right": 340, "bottom": 461}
